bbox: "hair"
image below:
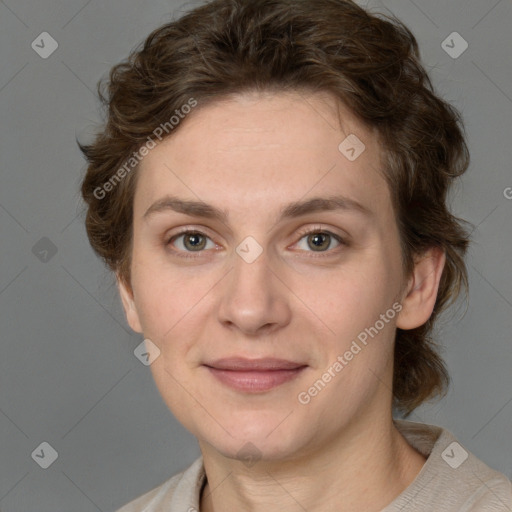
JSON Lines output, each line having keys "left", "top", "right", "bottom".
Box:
{"left": 79, "top": 0, "right": 472, "bottom": 416}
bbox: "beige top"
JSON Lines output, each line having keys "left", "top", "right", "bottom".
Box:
{"left": 117, "top": 420, "right": 512, "bottom": 511}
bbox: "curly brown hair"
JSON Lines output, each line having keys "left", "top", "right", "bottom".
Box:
{"left": 79, "top": 0, "right": 471, "bottom": 415}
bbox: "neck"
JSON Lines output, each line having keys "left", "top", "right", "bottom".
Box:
{"left": 199, "top": 414, "right": 426, "bottom": 512}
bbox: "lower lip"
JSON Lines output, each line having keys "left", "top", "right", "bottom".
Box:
{"left": 205, "top": 367, "right": 306, "bottom": 392}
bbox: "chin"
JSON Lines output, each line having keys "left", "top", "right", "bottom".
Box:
{"left": 205, "top": 435, "right": 300, "bottom": 463}
{"left": 196, "top": 414, "right": 308, "bottom": 462}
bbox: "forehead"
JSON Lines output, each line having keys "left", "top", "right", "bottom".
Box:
{"left": 133, "top": 90, "right": 390, "bottom": 223}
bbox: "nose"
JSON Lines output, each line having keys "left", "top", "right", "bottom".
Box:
{"left": 217, "top": 244, "right": 292, "bottom": 337}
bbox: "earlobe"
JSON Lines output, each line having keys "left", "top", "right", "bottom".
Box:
{"left": 116, "top": 274, "right": 143, "bottom": 333}
{"left": 396, "top": 247, "right": 446, "bottom": 330}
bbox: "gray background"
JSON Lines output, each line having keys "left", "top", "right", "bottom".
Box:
{"left": 0, "top": 0, "right": 511, "bottom": 510}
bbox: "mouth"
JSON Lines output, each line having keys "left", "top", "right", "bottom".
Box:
{"left": 203, "top": 357, "right": 308, "bottom": 392}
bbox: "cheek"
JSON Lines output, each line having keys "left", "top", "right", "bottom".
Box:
{"left": 131, "top": 266, "right": 215, "bottom": 416}
{"left": 292, "top": 265, "right": 398, "bottom": 403}
{"left": 287, "top": 255, "right": 401, "bottom": 387}
{"left": 131, "top": 261, "right": 213, "bottom": 345}
{"left": 290, "top": 261, "right": 394, "bottom": 335}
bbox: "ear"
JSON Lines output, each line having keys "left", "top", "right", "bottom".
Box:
{"left": 116, "top": 274, "right": 143, "bottom": 333}
{"left": 396, "top": 247, "right": 446, "bottom": 330}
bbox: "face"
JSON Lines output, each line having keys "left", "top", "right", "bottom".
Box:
{"left": 119, "top": 91, "right": 418, "bottom": 463}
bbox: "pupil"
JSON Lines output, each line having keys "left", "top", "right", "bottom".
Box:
{"left": 309, "top": 233, "right": 329, "bottom": 251}
{"left": 186, "top": 233, "right": 205, "bottom": 250}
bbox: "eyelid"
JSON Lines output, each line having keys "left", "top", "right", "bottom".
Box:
{"left": 165, "top": 224, "right": 217, "bottom": 241}
{"left": 294, "top": 224, "right": 347, "bottom": 240}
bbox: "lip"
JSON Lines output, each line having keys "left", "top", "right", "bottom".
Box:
{"left": 205, "top": 357, "right": 306, "bottom": 371}
{"left": 203, "top": 358, "right": 307, "bottom": 392}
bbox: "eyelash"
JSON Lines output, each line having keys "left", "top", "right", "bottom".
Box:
{"left": 166, "top": 226, "right": 347, "bottom": 260}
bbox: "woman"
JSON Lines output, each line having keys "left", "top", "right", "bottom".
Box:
{"left": 79, "top": 0, "right": 512, "bottom": 510}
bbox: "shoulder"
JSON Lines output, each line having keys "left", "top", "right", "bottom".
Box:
{"left": 116, "top": 456, "right": 205, "bottom": 512}
{"left": 389, "top": 420, "right": 512, "bottom": 511}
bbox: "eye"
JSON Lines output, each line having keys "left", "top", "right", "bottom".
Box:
{"left": 168, "top": 230, "right": 216, "bottom": 254}
{"left": 166, "top": 226, "right": 347, "bottom": 259}
{"left": 294, "top": 228, "right": 345, "bottom": 253}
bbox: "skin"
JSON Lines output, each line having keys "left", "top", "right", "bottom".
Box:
{"left": 118, "top": 90, "right": 445, "bottom": 512}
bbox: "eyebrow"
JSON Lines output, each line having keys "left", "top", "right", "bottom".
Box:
{"left": 143, "top": 194, "right": 373, "bottom": 224}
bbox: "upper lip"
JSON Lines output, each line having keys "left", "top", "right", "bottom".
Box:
{"left": 204, "top": 357, "right": 307, "bottom": 371}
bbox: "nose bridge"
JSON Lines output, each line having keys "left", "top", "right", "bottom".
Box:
{"left": 232, "top": 242, "right": 271, "bottom": 295}
{"left": 218, "top": 239, "right": 290, "bottom": 334}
